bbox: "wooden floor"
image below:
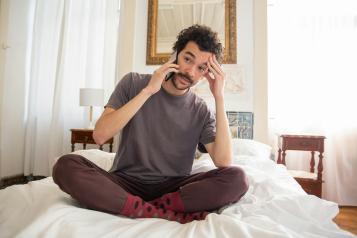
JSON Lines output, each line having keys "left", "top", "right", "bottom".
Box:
{"left": 334, "top": 206, "right": 357, "bottom": 235}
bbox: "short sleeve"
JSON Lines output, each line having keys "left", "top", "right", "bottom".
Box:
{"left": 105, "top": 73, "right": 133, "bottom": 109}
{"left": 198, "top": 108, "right": 216, "bottom": 150}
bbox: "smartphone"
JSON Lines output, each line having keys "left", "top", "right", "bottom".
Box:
{"left": 165, "top": 51, "right": 178, "bottom": 81}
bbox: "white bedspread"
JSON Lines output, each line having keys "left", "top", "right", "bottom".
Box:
{"left": 0, "top": 151, "right": 354, "bottom": 238}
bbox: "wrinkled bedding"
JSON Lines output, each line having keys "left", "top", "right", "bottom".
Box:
{"left": 0, "top": 149, "right": 354, "bottom": 238}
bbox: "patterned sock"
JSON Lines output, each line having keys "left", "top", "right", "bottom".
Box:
{"left": 148, "top": 191, "right": 185, "bottom": 212}
{"left": 120, "top": 194, "right": 208, "bottom": 224}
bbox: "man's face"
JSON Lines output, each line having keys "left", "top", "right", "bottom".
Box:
{"left": 172, "top": 41, "right": 212, "bottom": 91}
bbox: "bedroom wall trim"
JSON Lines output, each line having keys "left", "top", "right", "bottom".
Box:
{"left": 116, "top": 0, "right": 137, "bottom": 82}
{"left": 0, "top": 0, "right": 11, "bottom": 180}
{"left": 253, "top": 0, "right": 268, "bottom": 143}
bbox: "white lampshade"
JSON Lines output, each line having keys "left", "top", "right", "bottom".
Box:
{"left": 79, "top": 88, "right": 104, "bottom": 107}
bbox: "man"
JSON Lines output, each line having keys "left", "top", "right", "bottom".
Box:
{"left": 53, "top": 25, "right": 248, "bottom": 224}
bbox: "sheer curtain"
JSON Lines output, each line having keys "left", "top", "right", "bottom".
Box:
{"left": 268, "top": 0, "right": 357, "bottom": 205}
{"left": 23, "top": 0, "right": 120, "bottom": 176}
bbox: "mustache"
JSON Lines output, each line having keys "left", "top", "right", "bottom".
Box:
{"left": 176, "top": 72, "right": 193, "bottom": 84}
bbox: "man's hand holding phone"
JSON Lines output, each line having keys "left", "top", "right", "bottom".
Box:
{"left": 145, "top": 54, "right": 178, "bottom": 95}
{"left": 165, "top": 51, "right": 178, "bottom": 81}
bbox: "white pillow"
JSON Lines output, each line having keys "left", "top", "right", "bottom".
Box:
{"left": 54, "top": 149, "right": 115, "bottom": 171}
{"left": 232, "top": 138, "right": 272, "bottom": 160}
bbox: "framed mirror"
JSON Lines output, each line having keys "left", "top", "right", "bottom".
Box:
{"left": 146, "top": 0, "right": 237, "bottom": 65}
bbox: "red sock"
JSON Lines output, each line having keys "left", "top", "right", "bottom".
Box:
{"left": 120, "top": 194, "right": 208, "bottom": 224}
{"left": 148, "top": 191, "right": 185, "bottom": 212}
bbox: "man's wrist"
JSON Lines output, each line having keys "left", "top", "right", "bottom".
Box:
{"left": 214, "top": 94, "right": 225, "bottom": 102}
{"left": 142, "top": 87, "right": 154, "bottom": 97}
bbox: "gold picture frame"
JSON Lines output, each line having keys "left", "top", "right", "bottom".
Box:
{"left": 146, "top": 0, "right": 237, "bottom": 65}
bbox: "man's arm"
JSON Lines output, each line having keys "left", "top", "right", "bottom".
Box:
{"left": 93, "top": 60, "right": 178, "bottom": 145}
{"left": 93, "top": 88, "right": 152, "bottom": 145}
{"left": 204, "top": 98, "right": 233, "bottom": 167}
{"left": 203, "top": 55, "right": 233, "bottom": 167}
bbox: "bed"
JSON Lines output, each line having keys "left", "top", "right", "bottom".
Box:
{"left": 0, "top": 139, "right": 354, "bottom": 238}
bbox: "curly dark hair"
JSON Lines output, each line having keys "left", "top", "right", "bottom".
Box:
{"left": 172, "top": 24, "right": 223, "bottom": 63}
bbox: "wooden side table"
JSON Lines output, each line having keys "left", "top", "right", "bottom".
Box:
{"left": 277, "top": 134, "right": 326, "bottom": 198}
{"left": 70, "top": 129, "right": 114, "bottom": 152}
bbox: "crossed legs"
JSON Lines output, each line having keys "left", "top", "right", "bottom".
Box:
{"left": 52, "top": 154, "right": 249, "bottom": 222}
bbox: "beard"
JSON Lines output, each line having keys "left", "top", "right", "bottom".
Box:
{"left": 172, "top": 72, "right": 195, "bottom": 90}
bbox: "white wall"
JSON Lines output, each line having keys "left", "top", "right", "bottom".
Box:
{"left": 0, "top": 0, "right": 34, "bottom": 178}
{"left": 117, "top": 0, "right": 268, "bottom": 142}
{"left": 253, "top": 0, "right": 268, "bottom": 143}
{"left": 0, "top": 0, "right": 7, "bottom": 179}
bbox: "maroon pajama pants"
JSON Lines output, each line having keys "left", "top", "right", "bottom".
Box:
{"left": 52, "top": 154, "right": 249, "bottom": 214}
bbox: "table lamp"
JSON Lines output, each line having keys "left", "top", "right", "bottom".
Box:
{"left": 80, "top": 88, "right": 104, "bottom": 128}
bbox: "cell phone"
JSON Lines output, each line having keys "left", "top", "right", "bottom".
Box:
{"left": 165, "top": 51, "right": 178, "bottom": 81}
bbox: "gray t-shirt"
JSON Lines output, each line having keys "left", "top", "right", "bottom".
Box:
{"left": 106, "top": 72, "right": 216, "bottom": 183}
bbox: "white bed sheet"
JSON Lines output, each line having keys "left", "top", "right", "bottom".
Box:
{"left": 0, "top": 150, "right": 355, "bottom": 238}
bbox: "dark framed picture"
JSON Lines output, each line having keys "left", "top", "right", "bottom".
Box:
{"left": 227, "top": 111, "right": 239, "bottom": 127}
{"left": 226, "top": 111, "right": 254, "bottom": 139}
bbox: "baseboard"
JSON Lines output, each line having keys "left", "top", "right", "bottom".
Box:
{"left": 0, "top": 174, "right": 46, "bottom": 189}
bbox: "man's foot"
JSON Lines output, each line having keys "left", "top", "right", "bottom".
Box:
{"left": 148, "top": 191, "right": 185, "bottom": 212}
{"left": 120, "top": 194, "right": 208, "bottom": 224}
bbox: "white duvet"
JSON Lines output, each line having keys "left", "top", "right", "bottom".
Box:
{"left": 0, "top": 149, "right": 355, "bottom": 238}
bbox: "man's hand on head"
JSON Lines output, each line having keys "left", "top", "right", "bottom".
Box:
{"left": 145, "top": 58, "right": 179, "bottom": 95}
{"left": 204, "top": 55, "right": 226, "bottom": 100}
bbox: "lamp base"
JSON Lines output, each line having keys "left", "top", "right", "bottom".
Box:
{"left": 85, "top": 106, "right": 95, "bottom": 129}
{"left": 86, "top": 121, "right": 95, "bottom": 129}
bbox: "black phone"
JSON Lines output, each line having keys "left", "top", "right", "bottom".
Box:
{"left": 165, "top": 51, "right": 178, "bottom": 81}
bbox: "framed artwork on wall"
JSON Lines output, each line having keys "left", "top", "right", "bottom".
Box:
{"left": 226, "top": 111, "right": 254, "bottom": 139}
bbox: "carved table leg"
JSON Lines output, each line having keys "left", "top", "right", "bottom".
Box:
{"left": 317, "top": 152, "right": 323, "bottom": 181}
{"left": 277, "top": 148, "right": 282, "bottom": 164}
{"left": 310, "top": 151, "right": 315, "bottom": 173}
{"left": 282, "top": 150, "right": 286, "bottom": 165}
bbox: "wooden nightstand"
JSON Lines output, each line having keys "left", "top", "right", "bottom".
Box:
{"left": 277, "top": 134, "right": 326, "bottom": 198}
{"left": 70, "top": 129, "right": 114, "bottom": 152}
